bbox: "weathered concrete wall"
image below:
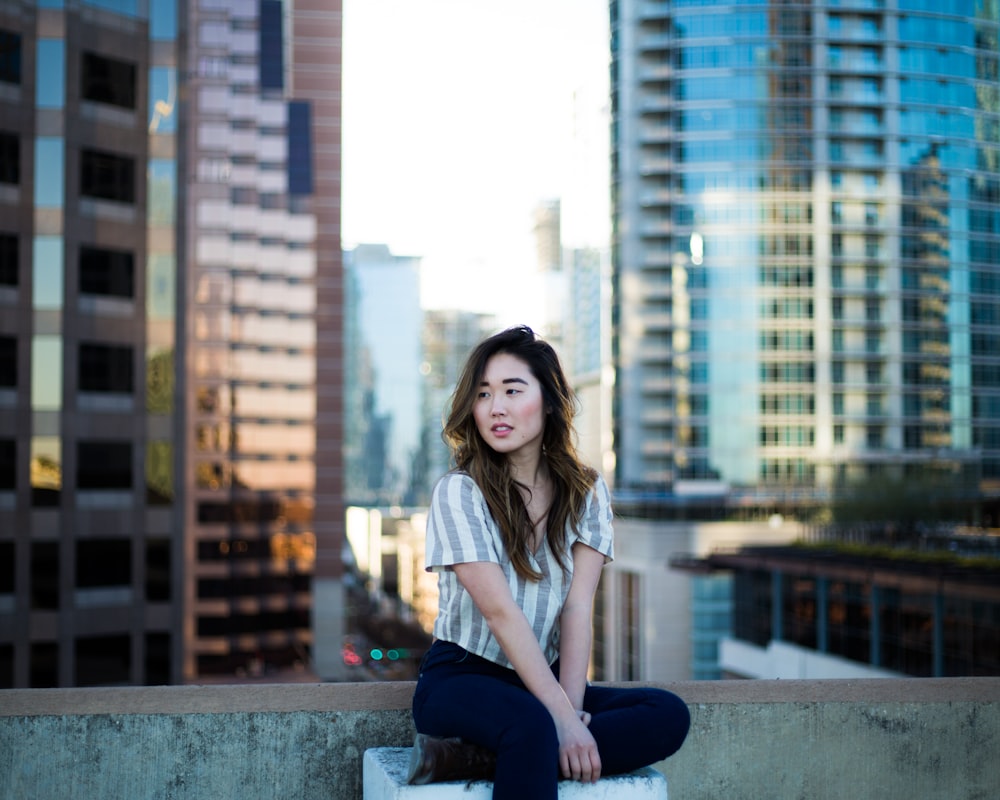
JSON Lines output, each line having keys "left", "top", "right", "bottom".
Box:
{"left": 1, "top": 678, "right": 998, "bottom": 800}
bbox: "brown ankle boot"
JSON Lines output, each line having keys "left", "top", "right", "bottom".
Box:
{"left": 406, "top": 733, "right": 497, "bottom": 785}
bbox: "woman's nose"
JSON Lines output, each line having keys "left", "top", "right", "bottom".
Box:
{"left": 491, "top": 396, "right": 506, "bottom": 415}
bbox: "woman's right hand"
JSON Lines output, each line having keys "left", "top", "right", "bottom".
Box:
{"left": 555, "top": 712, "right": 601, "bottom": 783}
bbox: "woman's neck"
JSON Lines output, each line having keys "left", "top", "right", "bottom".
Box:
{"left": 508, "top": 451, "right": 548, "bottom": 489}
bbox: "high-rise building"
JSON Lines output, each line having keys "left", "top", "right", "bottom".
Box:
{"left": 0, "top": 0, "right": 345, "bottom": 687}
{"left": 0, "top": 0, "right": 182, "bottom": 687}
{"left": 610, "top": 0, "right": 1000, "bottom": 515}
{"left": 343, "top": 244, "right": 423, "bottom": 507}
{"left": 184, "top": 0, "right": 344, "bottom": 683}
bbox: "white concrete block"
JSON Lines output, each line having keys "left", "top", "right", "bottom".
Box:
{"left": 363, "top": 748, "right": 668, "bottom": 800}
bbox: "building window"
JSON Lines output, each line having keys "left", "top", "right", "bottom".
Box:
{"left": 79, "top": 342, "right": 134, "bottom": 394}
{"left": 76, "top": 539, "right": 131, "bottom": 589}
{"left": 0, "top": 131, "right": 18, "bottom": 185}
{"left": 146, "top": 540, "right": 171, "bottom": 602}
{"left": 81, "top": 51, "right": 136, "bottom": 110}
{"left": 77, "top": 441, "right": 132, "bottom": 490}
{"left": 0, "top": 439, "right": 14, "bottom": 489}
{"left": 30, "top": 642, "right": 57, "bottom": 688}
{"left": 865, "top": 298, "right": 880, "bottom": 322}
{"left": 76, "top": 635, "right": 130, "bottom": 686}
{"left": 79, "top": 245, "right": 134, "bottom": 298}
{"left": 287, "top": 100, "right": 313, "bottom": 196}
{"left": 259, "top": 0, "right": 284, "bottom": 90}
{"left": 0, "top": 335, "right": 14, "bottom": 387}
{"left": 80, "top": 149, "right": 135, "bottom": 204}
{"left": 0, "top": 29, "right": 21, "bottom": 85}
{"left": 0, "top": 233, "right": 16, "bottom": 286}
{"left": 866, "top": 425, "right": 883, "bottom": 448}
{"left": 31, "top": 542, "right": 58, "bottom": 610}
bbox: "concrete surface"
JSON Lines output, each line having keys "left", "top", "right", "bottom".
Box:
{"left": 363, "top": 747, "right": 667, "bottom": 799}
{"left": 1, "top": 678, "right": 998, "bottom": 800}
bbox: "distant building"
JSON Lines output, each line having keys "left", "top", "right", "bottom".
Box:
{"left": 184, "top": 0, "right": 344, "bottom": 683}
{"left": 418, "top": 309, "right": 497, "bottom": 498}
{"left": 343, "top": 244, "right": 423, "bottom": 506}
{"left": 674, "top": 536, "right": 1000, "bottom": 679}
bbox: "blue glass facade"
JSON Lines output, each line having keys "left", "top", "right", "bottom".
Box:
{"left": 611, "top": 1, "right": 1000, "bottom": 510}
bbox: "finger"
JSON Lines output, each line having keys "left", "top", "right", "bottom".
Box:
{"left": 560, "top": 752, "right": 571, "bottom": 779}
{"left": 590, "top": 751, "right": 602, "bottom": 782}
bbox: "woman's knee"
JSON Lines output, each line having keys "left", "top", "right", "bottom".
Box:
{"left": 650, "top": 689, "right": 690, "bottom": 758}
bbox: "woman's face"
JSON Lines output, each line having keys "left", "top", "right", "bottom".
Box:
{"left": 473, "top": 352, "right": 546, "bottom": 459}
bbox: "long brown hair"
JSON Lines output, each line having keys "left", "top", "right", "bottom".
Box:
{"left": 443, "top": 325, "right": 597, "bottom": 580}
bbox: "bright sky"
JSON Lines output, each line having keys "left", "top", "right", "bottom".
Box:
{"left": 341, "top": 0, "right": 609, "bottom": 326}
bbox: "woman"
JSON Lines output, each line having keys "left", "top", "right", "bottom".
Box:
{"left": 408, "top": 325, "right": 689, "bottom": 799}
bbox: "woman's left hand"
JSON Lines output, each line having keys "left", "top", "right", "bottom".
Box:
{"left": 556, "top": 712, "right": 601, "bottom": 782}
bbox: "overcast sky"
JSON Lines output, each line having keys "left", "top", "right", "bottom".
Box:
{"left": 341, "top": 0, "right": 609, "bottom": 324}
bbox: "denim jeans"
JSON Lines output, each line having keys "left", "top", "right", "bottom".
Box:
{"left": 411, "top": 640, "right": 690, "bottom": 800}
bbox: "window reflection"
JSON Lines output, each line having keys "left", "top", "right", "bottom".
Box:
{"left": 146, "top": 440, "right": 173, "bottom": 504}
{"left": 146, "top": 347, "right": 173, "bottom": 412}
{"left": 196, "top": 384, "right": 230, "bottom": 414}
{"left": 150, "top": 0, "right": 178, "bottom": 40}
{"left": 35, "top": 40, "right": 64, "bottom": 108}
{"left": 148, "top": 67, "right": 177, "bottom": 133}
{"left": 33, "top": 237, "right": 63, "bottom": 310}
{"left": 30, "top": 436, "right": 61, "bottom": 505}
{"left": 31, "top": 337, "right": 62, "bottom": 410}
{"left": 148, "top": 159, "right": 176, "bottom": 225}
{"left": 34, "top": 138, "right": 64, "bottom": 208}
{"left": 147, "top": 254, "right": 176, "bottom": 321}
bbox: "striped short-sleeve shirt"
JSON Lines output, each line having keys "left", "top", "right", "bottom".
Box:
{"left": 425, "top": 471, "right": 614, "bottom": 669}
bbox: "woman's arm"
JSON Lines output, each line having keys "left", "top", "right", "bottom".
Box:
{"left": 452, "top": 560, "right": 602, "bottom": 782}
{"left": 557, "top": 542, "right": 605, "bottom": 713}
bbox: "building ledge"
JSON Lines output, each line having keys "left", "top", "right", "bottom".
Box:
{"left": 2, "top": 678, "right": 998, "bottom": 800}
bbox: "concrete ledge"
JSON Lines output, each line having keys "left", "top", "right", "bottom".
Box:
{"left": 2, "top": 678, "right": 998, "bottom": 800}
{"left": 363, "top": 748, "right": 666, "bottom": 799}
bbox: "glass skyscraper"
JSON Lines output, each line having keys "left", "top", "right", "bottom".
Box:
{"left": 0, "top": 0, "right": 345, "bottom": 687}
{"left": 611, "top": 0, "right": 1000, "bottom": 514}
{"left": 0, "top": 0, "right": 181, "bottom": 686}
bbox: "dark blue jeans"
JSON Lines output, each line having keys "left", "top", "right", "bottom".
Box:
{"left": 411, "top": 640, "right": 690, "bottom": 800}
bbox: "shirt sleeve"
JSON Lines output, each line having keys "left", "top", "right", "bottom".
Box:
{"left": 425, "top": 472, "right": 503, "bottom": 572}
{"left": 574, "top": 474, "right": 615, "bottom": 562}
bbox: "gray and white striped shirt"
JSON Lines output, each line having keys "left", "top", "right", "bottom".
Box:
{"left": 426, "top": 471, "right": 614, "bottom": 669}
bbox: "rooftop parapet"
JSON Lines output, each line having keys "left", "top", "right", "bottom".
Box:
{"left": 2, "top": 678, "right": 998, "bottom": 799}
